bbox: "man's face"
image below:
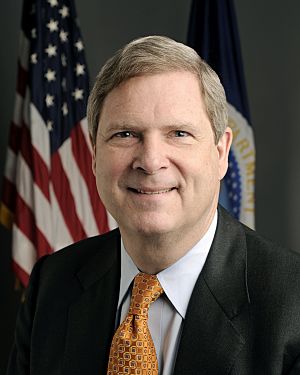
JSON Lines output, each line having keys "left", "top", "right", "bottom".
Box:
{"left": 93, "top": 71, "right": 232, "bottom": 238}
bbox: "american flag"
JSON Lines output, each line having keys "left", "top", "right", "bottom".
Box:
{"left": 0, "top": 0, "right": 110, "bottom": 287}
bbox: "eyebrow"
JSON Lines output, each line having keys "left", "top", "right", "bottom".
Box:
{"left": 102, "top": 122, "right": 200, "bottom": 134}
{"left": 103, "top": 123, "right": 138, "bottom": 132}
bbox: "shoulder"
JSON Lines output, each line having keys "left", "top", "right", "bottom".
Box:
{"left": 238, "top": 219, "right": 300, "bottom": 312}
{"left": 29, "top": 228, "right": 121, "bottom": 291}
{"left": 219, "top": 205, "right": 300, "bottom": 268}
{"left": 242, "top": 221, "right": 300, "bottom": 273}
{"left": 45, "top": 228, "right": 120, "bottom": 266}
{"left": 218, "top": 206, "right": 300, "bottom": 296}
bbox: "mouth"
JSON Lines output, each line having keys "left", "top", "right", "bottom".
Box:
{"left": 128, "top": 187, "right": 176, "bottom": 195}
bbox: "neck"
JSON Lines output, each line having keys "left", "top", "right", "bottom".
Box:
{"left": 119, "top": 210, "right": 217, "bottom": 274}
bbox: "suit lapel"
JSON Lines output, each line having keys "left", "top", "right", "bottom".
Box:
{"left": 174, "top": 207, "right": 250, "bottom": 374}
{"left": 62, "top": 230, "right": 121, "bottom": 375}
{"left": 60, "top": 209, "right": 250, "bottom": 374}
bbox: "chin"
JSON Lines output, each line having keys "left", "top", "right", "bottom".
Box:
{"left": 123, "top": 216, "right": 174, "bottom": 237}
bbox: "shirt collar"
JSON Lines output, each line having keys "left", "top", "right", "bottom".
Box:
{"left": 118, "top": 239, "right": 140, "bottom": 309}
{"left": 118, "top": 210, "right": 218, "bottom": 318}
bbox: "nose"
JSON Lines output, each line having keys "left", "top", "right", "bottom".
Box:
{"left": 132, "top": 135, "right": 169, "bottom": 174}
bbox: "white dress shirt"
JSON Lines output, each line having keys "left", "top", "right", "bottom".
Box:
{"left": 115, "top": 211, "right": 218, "bottom": 375}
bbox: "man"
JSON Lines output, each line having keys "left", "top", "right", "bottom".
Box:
{"left": 7, "top": 36, "right": 300, "bottom": 374}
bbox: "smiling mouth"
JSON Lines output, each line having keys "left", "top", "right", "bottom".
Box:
{"left": 128, "top": 187, "right": 176, "bottom": 195}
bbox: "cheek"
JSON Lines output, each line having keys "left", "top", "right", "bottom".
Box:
{"left": 184, "top": 151, "right": 220, "bottom": 189}
{"left": 95, "top": 149, "right": 130, "bottom": 184}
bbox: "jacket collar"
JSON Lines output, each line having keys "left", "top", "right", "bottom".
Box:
{"left": 62, "top": 229, "right": 121, "bottom": 375}
{"left": 174, "top": 206, "right": 250, "bottom": 374}
{"left": 76, "top": 228, "right": 121, "bottom": 289}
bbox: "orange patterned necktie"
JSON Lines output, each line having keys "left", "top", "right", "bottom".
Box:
{"left": 107, "top": 272, "right": 164, "bottom": 375}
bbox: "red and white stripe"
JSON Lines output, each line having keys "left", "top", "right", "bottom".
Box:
{"left": 1, "top": 30, "right": 110, "bottom": 286}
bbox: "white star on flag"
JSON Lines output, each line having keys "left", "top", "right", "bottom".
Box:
{"left": 48, "top": 0, "right": 58, "bottom": 7}
{"left": 45, "top": 44, "right": 57, "bottom": 57}
{"left": 45, "top": 94, "right": 54, "bottom": 107}
{"left": 72, "top": 88, "right": 84, "bottom": 100}
{"left": 47, "top": 19, "right": 58, "bottom": 32}
{"left": 31, "top": 28, "right": 37, "bottom": 38}
{"left": 75, "top": 63, "right": 85, "bottom": 76}
{"left": 62, "top": 102, "right": 68, "bottom": 116}
{"left": 75, "top": 39, "right": 84, "bottom": 51}
{"left": 45, "top": 69, "right": 56, "bottom": 82}
{"left": 59, "top": 30, "right": 68, "bottom": 42}
{"left": 46, "top": 120, "right": 53, "bottom": 131}
{"left": 59, "top": 6, "right": 69, "bottom": 18}
{"left": 31, "top": 53, "right": 38, "bottom": 64}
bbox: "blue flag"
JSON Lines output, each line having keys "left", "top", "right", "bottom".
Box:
{"left": 188, "top": 0, "right": 255, "bottom": 228}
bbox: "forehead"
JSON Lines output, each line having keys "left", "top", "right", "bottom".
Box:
{"left": 99, "top": 71, "right": 209, "bottom": 128}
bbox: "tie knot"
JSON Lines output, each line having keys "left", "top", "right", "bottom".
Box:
{"left": 129, "top": 273, "right": 163, "bottom": 316}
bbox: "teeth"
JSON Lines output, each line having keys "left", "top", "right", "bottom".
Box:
{"left": 136, "top": 188, "right": 173, "bottom": 195}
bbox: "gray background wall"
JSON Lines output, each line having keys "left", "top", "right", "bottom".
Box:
{"left": 1, "top": 0, "right": 300, "bottom": 372}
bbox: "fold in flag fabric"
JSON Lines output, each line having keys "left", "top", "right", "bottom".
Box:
{"left": 0, "top": 0, "right": 111, "bottom": 287}
{"left": 188, "top": 0, "right": 255, "bottom": 228}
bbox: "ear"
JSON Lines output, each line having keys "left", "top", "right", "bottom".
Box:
{"left": 217, "top": 126, "right": 233, "bottom": 180}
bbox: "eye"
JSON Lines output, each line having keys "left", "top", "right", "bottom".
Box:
{"left": 108, "top": 130, "right": 140, "bottom": 146}
{"left": 174, "top": 130, "right": 190, "bottom": 137}
{"left": 113, "top": 131, "right": 136, "bottom": 138}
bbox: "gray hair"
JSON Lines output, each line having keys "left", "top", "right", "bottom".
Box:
{"left": 87, "top": 35, "right": 228, "bottom": 145}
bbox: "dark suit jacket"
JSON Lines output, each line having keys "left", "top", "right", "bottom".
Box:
{"left": 7, "top": 207, "right": 300, "bottom": 374}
